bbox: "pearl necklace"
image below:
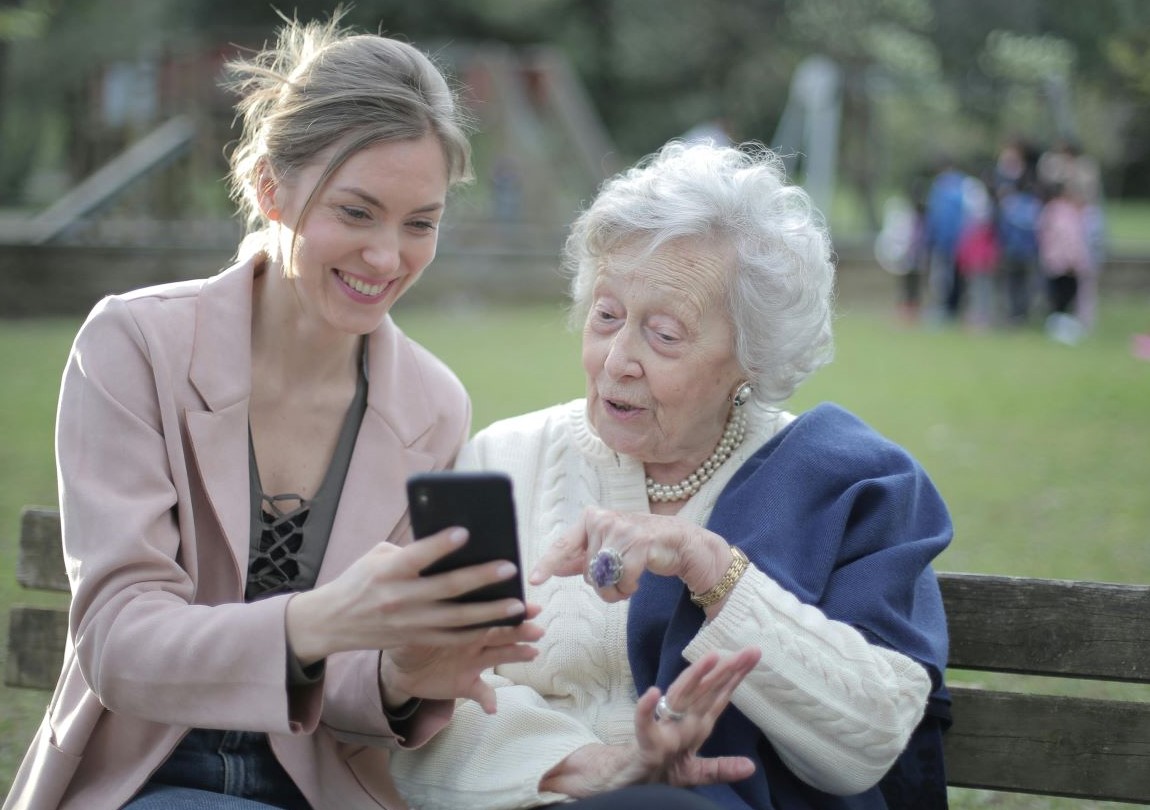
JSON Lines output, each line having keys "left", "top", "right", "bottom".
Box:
{"left": 646, "top": 408, "right": 747, "bottom": 503}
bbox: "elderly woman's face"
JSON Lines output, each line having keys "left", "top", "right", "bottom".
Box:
{"left": 582, "top": 240, "right": 744, "bottom": 471}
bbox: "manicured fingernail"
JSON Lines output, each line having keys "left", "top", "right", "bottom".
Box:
{"left": 507, "top": 601, "right": 526, "bottom": 615}
{"left": 496, "top": 562, "right": 517, "bottom": 578}
{"left": 449, "top": 528, "right": 468, "bottom": 544}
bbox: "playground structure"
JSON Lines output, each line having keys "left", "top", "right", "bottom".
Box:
{"left": 0, "top": 42, "right": 621, "bottom": 314}
{"left": 0, "top": 42, "right": 617, "bottom": 246}
{"left": 1, "top": 44, "right": 1147, "bottom": 317}
{"left": 770, "top": 54, "right": 843, "bottom": 217}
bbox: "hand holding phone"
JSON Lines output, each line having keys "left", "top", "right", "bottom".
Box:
{"left": 407, "top": 471, "right": 525, "bottom": 627}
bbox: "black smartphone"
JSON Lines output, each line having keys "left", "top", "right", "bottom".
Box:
{"left": 406, "top": 471, "right": 524, "bottom": 627}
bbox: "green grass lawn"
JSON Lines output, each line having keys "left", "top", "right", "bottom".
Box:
{"left": 1104, "top": 198, "right": 1150, "bottom": 254}
{"left": 1, "top": 292, "right": 1148, "bottom": 806}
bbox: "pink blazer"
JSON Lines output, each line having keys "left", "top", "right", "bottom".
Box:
{"left": 4, "top": 257, "right": 471, "bottom": 810}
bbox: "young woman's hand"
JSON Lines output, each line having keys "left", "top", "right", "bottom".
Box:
{"left": 380, "top": 604, "right": 543, "bottom": 713}
{"left": 286, "top": 527, "right": 534, "bottom": 665}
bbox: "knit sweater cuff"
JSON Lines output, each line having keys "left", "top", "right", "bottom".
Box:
{"left": 390, "top": 694, "right": 603, "bottom": 810}
{"left": 682, "top": 566, "right": 931, "bottom": 795}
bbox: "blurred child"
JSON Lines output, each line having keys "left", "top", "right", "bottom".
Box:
{"left": 996, "top": 177, "right": 1043, "bottom": 326}
{"left": 955, "top": 178, "right": 999, "bottom": 330}
{"left": 875, "top": 195, "right": 928, "bottom": 322}
{"left": 1037, "top": 183, "right": 1094, "bottom": 344}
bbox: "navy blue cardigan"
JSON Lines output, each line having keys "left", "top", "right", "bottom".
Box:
{"left": 627, "top": 403, "right": 952, "bottom": 809}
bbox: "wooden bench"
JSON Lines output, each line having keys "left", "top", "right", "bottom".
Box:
{"left": 6, "top": 505, "right": 1150, "bottom": 803}
{"left": 6, "top": 507, "right": 69, "bottom": 691}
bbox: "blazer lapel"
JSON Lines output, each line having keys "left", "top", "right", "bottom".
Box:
{"left": 317, "top": 317, "right": 438, "bottom": 582}
{"left": 181, "top": 270, "right": 445, "bottom": 585}
{"left": 186, "top": 258, "right": 257, "bottom": 573}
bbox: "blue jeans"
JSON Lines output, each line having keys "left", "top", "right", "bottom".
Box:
{"left": 122, "top": 729, "right": 310, "bottom": 809}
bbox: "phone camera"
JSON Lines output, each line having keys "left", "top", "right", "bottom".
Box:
{"left": 415, "top": 490, "right": 430, "bottom": 508}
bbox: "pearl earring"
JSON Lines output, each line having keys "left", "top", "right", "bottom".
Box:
{"left": 731, "top": 381, "right": 753, "bottom": 407}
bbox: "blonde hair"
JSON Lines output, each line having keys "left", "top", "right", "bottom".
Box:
{"left": 224, "top": 12, "right": 473, "bottom": 249}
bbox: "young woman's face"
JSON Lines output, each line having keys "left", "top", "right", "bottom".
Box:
{"left": 581, "top": 239, "right": 744, "bottom": 476}
{"left": 269, "top": 134, "right": 449, "bottom": 335}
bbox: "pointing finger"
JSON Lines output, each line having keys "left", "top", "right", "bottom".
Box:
{"left": 530, "top": 515, "right": 590, "bottom": 584}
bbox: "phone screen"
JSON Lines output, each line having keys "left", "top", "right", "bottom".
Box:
{"left": 407, "top": 471, "right": 524, "bottom": 626}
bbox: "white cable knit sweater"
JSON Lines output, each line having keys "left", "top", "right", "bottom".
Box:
{"left": 390, "top": 400, "right": 931, "bottom": 809}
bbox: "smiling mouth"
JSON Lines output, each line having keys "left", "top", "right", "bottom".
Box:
{"left": 336, "top": 269, "right": 388, "bottom": 297}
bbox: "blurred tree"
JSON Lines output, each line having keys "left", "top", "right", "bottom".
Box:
{"left": 929, "top": 0, "right": 1150, "bottom": 194}
{"left": 779, "top": 0, "right": 941, "bottom": 229}
{"left": 0, "top": 0, "right": 194, "bottom": 205}
{"left": 1108, "top": 30, "right": 1150, "bottom": 100}
{"left": 0, "top": 0, "right": 50, "bottom": 201}
{"left": 1104, "top": 26, "right": 1150, "bottom": 196}
{"left": 4, "top": 0, "right": 1150, "bottom": 214}
{"left": 550, "top": 0, "right": 796, "bottom": 154}
{"left": 0, "top": 0, "right": 48, "bottom": 38}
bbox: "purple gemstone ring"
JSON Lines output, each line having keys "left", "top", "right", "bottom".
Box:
{"left": 587, "top": 547, "right": 624, "bottom": 589}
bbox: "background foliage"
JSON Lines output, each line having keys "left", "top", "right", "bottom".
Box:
{"left": 2, "top": 0, "right": 1150, "bottom": 217}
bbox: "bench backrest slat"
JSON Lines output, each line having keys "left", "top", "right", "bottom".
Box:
{"left": 5, "top": 606, "right": 68, "bottom": 690}
{"left": 6, "top": 508, "right": 68, "bottom": 690}
{"left": 939, "top": 572, "right": 1150, "bottom": 681}
{"left": 945, "top": 686, "right": 1150, "bottom": 803}
{"left": 16, "top": 507, "right": 68, "bottom": 592}
{"left": 939, "top": 571, "right": 1150, "bottom": 803}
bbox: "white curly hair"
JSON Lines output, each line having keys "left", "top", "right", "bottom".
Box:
{"left": 563, "top": 140, "right": 836, "bottom": 406}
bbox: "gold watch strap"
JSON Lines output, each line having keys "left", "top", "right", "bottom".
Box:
{"left": 690, "top": 546, "right": 749, "bottom": 608}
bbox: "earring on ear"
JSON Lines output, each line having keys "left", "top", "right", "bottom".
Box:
{"left": 731, "top": 381, "right": 753, "bottom": 407}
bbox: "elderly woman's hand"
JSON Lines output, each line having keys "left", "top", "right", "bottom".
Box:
{"left": 636, "top": 647, "right": 761, "bottom": 785}
{"left": 531, "top": 506, "right": 733, "bottom": 604}
{"left": 540, "top": 647, "right": 761, "bottom": 797}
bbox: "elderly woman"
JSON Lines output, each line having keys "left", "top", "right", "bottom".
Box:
{"left": 390, "top": 142, "right": 952, "bottom": 810}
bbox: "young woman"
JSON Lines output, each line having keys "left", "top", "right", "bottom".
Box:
{"left": 5, "top": 15, "right": 540, "bottom": 810}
